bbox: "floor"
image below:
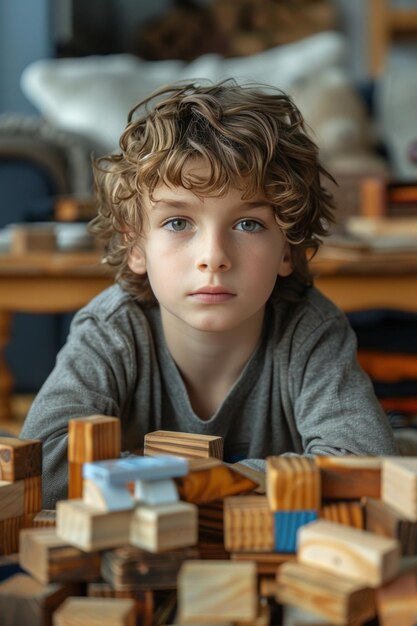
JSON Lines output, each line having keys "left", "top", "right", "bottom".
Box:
{"left": 0, "top": 394, "right": 35, "bottom": 437}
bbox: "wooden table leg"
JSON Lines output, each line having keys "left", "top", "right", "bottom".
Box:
{"left": 0, "top": 311, "right": 13, "bottom": 421}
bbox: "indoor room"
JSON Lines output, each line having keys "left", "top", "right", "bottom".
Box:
{"left": 1, "top": 0, "right": 417, "bottom": 624}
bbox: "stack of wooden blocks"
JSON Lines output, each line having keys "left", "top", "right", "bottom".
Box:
{"left": 4, "top": 422, "right": 417, "bottom": 624}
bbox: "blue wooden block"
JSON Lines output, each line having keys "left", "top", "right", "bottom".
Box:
{"left": 274, "top": 510, "right": 318, "bottom": 553}
{"left": 83, "top": 455, "right": 188, "bottom": 485}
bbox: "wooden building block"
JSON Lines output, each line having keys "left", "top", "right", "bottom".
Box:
{"left": 87, "top": 583, "right": 155, "bottom": 626}
{"left": 274, "top": 510, "right": 318, "bottom": 553}
{"left": 315, "top": 456, "right": 381, "bottom": 500}
{"left": 101, "top": 545, "right": 197, "bottom": 590}
{"left": 223, "top": 495, "right": 274, "bottom": 552}
{"left": 0, "top": 437, "right": 42, "bottom": 481}
{"left": 320, "top": 500, "right": 364, "bottom": 529}
{"left": 0, "top": 573, "right": 81, "bottom": 626}
{"left": 176, "top": 463, "right": 256, "bottom": 504}
{"left": 57, "top": 499, "right": 132, "bottom": 551}
{"left": 144, "top": 430, "right": 223, "bottom": 460}
{"left": 198, "top": 500, "right": 224, "bottom": 541}
{"left": 130, "top": 501, "right": 198, "bottom": 553}
{"left": 382, "top": 457, "right": 417, "bottom": 521}
{"left": 24, "top": 474, "right": 42, "bottom": 514}
{"left": 376, "top": 571, "right": 417, "bottom": 626}
{"left": 53, "top": 597, "right": 136, "bottom": 626}
{"left": 68, "top": 415, "right": 121, "bottom": 499}
{"left": 11, "top": 225, "right": 57, "bottom": 253}
{"left": 365, "top": 496, "right": 417, "bottom": 556}
{"left": 266, "top": 456, "right": 320, "bottom": 511}
{"left": 83, "top": 478, "right": 134, "bottom": 512}
{"left": 32, "top": 509, "right": 57, "bottom": 528}
{"left": 0, "top": 514, "right": 27, "bottom": 555}
{"left": 231, "top": 551, "right": 296, "bottom": 576}
{"left": 83, "top": 455, "right": 188, "bottom": 484}
{"left": 298, "top": 519, "right": 400, "bottom": 587}
{"left": 178, "top": 560, "right": 257, "bottom": 623}
{"left": 19, "top": 528, "right": 101, "bottom": 584}
{"left": 0, "top": 479, "right": 24, "bottom": 520}
{"left": 276, "top": 560, "right": 376, "bottom": 626}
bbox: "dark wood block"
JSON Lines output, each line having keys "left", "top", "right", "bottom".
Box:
{"left": 0, "top": 437, "right": 42, "bottom": 482}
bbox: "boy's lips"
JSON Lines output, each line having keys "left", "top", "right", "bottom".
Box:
{"left": 189, "top": 286, "right": 236, "bottom": 303}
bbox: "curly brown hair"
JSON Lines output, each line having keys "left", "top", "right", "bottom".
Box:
{"left": 90, "top": 79, "right": 335, "bottom": 304}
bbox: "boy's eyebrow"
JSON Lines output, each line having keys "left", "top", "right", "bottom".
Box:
{"left": 151, "top": 198, "right": 272, "bottom": 210}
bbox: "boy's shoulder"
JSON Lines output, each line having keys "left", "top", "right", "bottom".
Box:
{"left": 75, "top": 284, "right": 152, "bottom": 328}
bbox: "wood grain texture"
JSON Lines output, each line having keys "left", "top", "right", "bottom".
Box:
{"left": 266, "top": 456, "right": 320, "bottom": 511}
{"left": 19, "top": 527, "right": 101, "bottom": 584}
{"left": 320, "top": 500, "right": 364, "bottom": 529}
{"left": 68, "top": 415, "right": 121, "bottom": 499}
{"left": 144, "top": 430, "right": 223, "bottom": 460}
{"left": 176, "top": 463, "right": 256, "bottom": 504}
{"left": 87, "top": 583, "right": 155, "bottom": 626}
{"left": 376, "top": 571, "right": 417, "bottom": 626}
{"left": 224, "top": 495, "right": 274, "bottom": 552}
{"left": 24, "top": 475, "right": 42, "bottom": 514}
{"left": 365, "top": 496, "right": 417, "bottom": 556}
{"left": 298, "top": 519, "right": 400, "bottom": 587}
{"left": 0, "top": 479, "right": 25, "bottom": 521}
{"left": 56, "top": 499, "right": 132, "bottom": 551}
{"left": 315, "top": 456, "right": 381, "bottom": 500}
{"left": 130, "top": 501, "right": 198, "bottom": 553}
{"left": 53, "top": 597, "right": 136, "bottom": 626}
{"left": 32, "top": 509, "right": 57, "bottom": 528}
{"left": 382, "top": 457, "right": 417, "bottom": 521}
{"left": 231, "top": 551, "right": 296, "bottom": 575}
{"left": 0, "top": 514, "right": 27, "bottom": 555}
{"left": 0, "top": 437, "right": 42, "bottom": 481}
{"left": 178, "top": 560, "right": 257, "bottom": 623}
{"left": 101, "top": 546, "right": 198, "bottom": 591}
{"left": 276, "top": 560, "right": 376, "bottom": 626}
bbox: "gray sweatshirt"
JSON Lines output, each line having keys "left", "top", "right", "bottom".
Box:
{"left": 21, "top": 284, "right": 398, "bottom": 508}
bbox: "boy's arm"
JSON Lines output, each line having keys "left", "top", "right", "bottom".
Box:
{"left": 20, "top": 312, "right": 135, "bottom": 508}
{"left": 289, "top": 313, "right": 399, "bottom": 457}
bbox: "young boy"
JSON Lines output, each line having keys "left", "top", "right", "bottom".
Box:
{"left": 21, "top": 80, "right": 398, "bottom": 508}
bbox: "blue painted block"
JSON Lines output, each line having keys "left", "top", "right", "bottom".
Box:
{"left": 83, "top": 455, "right": 188, "bottom": 484}
{"left": 274, "top": 510, "right": 318, "bottom": 553}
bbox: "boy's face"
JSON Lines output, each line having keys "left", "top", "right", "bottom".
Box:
{"left": 128, "top": 161, "right": 292, "bottom": 336}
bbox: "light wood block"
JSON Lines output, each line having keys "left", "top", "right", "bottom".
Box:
{"left": 130, "top": 501, "right": 198, "bottom": 553}
{"left": 376, "top": 571, "right": 417, "bottom": 626}
{"left": 83, "top": 478, "right": 134, "bottom": 512}
{"left": 0, "top": 573, "right": 81, "bottom": 626}
{"left": 32, "top": 509, "right": 57, "bottom": 528}
{"left": 266, "top": 456, "right": 320, "bottom": 511}
{"left": 0, "top": 479, "right": 24, "bottom": 520}
{"left": 87, "top": 583, "right": 155, "bottom": 625}
{"left": 276, "top": 560, "right": 376, "bottom": 626}
{"left": 298, "top": 519, "right": 400, "bottom": 587}
{"left": 365, "top": 496, "right": 417, "bottom": 556}
{"left": 53, "top": 597, "right": 136, "bottom": 626}
{"left": 320, "top": 500, "right": 364, "bottom": 529}
{"left": 382, "top": 457, "right": 417, "bottom": 521}
{"left": 224, "top": 495, "right": 274, "bottom": 552}
{"left": 178, "top": 560, "right": 257, "bottom": 623}
{"left": 0, "top": 437, "right": 42, "bottom": 481}
{"left": 176, "top": 463, "right": 256, "bottom": 504}
{"left": 19, "top": 528, "right": 101, "bottom": 584}
{"left": 315, "top": 455, "right": 381, "bottom": 500}
{"left": 56, "top": 499, "right": 132, "bottom": 551}
{"left": 231, "top": 551, "right": 296, "bottom": 576}
{"left": 144, "top": 430, "right": 223, "bottom": 460}
{"left": 68, "top": 415, "right": 121, "bottom": 499}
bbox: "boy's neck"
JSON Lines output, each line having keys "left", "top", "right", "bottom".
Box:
{"left": 160, "top": 308, "right": 266, "bottom": 420}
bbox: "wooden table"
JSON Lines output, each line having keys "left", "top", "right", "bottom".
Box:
{"left": 0, "top": 251, "right": 113, "bottom": 420}
{"left": 1, "top": 248, "right": 417, "bottom": 421}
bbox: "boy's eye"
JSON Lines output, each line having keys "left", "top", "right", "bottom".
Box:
{"left": 235, "top": 219, "right": 264, "bottom": 233}
{"left": 163, "top": 218, "right": 190, "bottom": 232}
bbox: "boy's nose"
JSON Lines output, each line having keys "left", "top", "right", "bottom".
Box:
{"left": 196, "top": 232, "right": 231, "bottom": 273}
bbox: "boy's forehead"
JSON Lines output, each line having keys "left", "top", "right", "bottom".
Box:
{"left": 148, "top": 183, "right": 268, "bottom": 208}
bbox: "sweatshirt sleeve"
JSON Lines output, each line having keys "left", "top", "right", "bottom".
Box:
{"left": 288, "top": 311, "right": 399, "bottom": 457}
{"left": 20, "top": 310, "right": 135, "bottom": 508}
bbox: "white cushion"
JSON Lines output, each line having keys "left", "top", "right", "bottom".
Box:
{"left": 21, "top": 31, "right": 346, "bottom": 154}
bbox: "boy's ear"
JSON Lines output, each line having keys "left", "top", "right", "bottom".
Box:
{"left": 127, "top": 244, "right": 147, "bottom": 275}
{"left": 277, "top": 242, "right": 293, "bottom": 277}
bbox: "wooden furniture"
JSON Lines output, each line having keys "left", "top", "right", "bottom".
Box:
{"left": 1, "top": 249, "right": 417, "bottom": 421}
{"left": 0, "top": 252, "right": 113, "bottom": 421}
{"left": 369, "top": 0, "right": 417, "bottom": 76}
